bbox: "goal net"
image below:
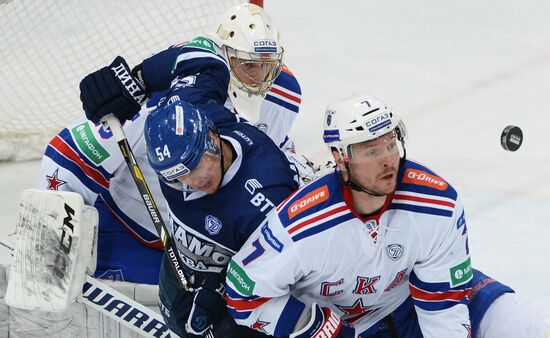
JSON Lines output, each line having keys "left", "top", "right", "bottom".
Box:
{"left": 0, "top": 0, "right": 243, "bottom": 161}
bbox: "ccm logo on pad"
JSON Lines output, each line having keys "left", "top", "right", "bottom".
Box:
{"left": 288, "top": 186, "right": 329, "bottom": 219}
{"left": 402, "top": 169, "right": 448, "bottom": 190}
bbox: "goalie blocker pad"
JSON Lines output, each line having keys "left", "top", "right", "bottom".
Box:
{"left": 5, "top": 189, "right": 98, "bottom": 312}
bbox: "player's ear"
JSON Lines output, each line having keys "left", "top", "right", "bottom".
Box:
{"left": 208, "top": 129, "right": 219, "bottom": 144}
{"left": 331, "top": 148, "right": 346, "bottom": 172}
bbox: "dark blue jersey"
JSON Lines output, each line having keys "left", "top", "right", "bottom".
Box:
{"left": 160, "top": 120, "right": 300, "bottom": 275}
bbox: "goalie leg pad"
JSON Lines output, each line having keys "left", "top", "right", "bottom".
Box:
{"left": 5, "top": 189, "right": 98, "bottom": 312}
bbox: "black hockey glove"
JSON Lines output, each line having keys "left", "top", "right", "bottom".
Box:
{"left": 187, "top": 274, "right": 271, "bottom": 338}
{"left": 79, "top": 56, "right": 148, "bottom": 124}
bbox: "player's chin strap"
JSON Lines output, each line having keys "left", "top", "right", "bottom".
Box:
{"left": 341, "top": 138, "right": 407, "bottom": 197}
{"left": 342, "top": 165, "right": 386, "bottom": 197}
{"left": 216, "top": 130, "right": 227, "bottom": 191}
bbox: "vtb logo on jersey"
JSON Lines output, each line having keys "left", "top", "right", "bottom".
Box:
{"left": 245, "top": 179, "right": 275, "bottom": 213}
{"left": 386, "top": 244, "right": 404, "bottom": 261}
{"left": 245, "top": 179, "right": 263, "bottom": 194}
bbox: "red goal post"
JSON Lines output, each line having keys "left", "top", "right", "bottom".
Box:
{"left": 0, "top": 0, "right": 263, "bottom": 161}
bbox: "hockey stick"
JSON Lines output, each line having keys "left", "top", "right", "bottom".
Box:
{"left": 0, "top": 238, "right": 171, "bottom": 338}
{"left": 101, "top": 115, "right": 215, "bottom": 338}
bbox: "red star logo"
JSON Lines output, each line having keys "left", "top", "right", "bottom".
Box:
{"left": 251, "top": 319, "right": 269, "bottom": 333}
{"left": 335, "top": 298, "right": 374, "bottom": 325}
{"left": 46, "top": 169, "right": 66, "bottom": 191}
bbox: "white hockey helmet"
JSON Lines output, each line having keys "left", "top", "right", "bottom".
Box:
{"left": 323, "top": 92, "right": 407, "bottom": 161}
{"left": 212, "top": 3, "right": 284, "bottom": 104}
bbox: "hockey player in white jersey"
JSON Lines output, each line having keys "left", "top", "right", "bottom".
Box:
{"left": 226, "top": 92, "right": 549, "bottom": 337}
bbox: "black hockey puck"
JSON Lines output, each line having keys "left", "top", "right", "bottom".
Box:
{"left": 501, "top": 125, "right": 523, "bottom": 151}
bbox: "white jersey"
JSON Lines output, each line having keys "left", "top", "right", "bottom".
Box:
{"left": 226, "top": 159, "right": 473, "bottom": 337}
{"left": 224, "top": 65, "right": 302, "bottom": 151}
{"left": 39, "top": 109, "right": 166, "bottom": 247}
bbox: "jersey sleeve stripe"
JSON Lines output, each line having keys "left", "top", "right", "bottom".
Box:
{"left": 409, "top": 284, "right": 471, "bottom": 302}
{"left": 44, "top": 147, "right": 108, "bottom": 195}
{"left": 225, "top": 293, "right": 271, "bottom": 311}
{"left": 265, "top": 93, "right": 299, "bottom": 113}
{"left": 225, "top": 285, "right": 272, "bottom": 320}
{"left": 389, "top": 203, "right": 454, "bottom": 217}
{"left": 49, "top": 135, "right": 110, "bottom": 189}
{"left": 292, "top": 212, "right": 354, "bottom": 242}
{"left": 393, "top": 193, "right": 456, "bottom": 208}
{"left": 409, "top": 269, "right": 472, "bottom": 293}
{"left": 270, "top": 85, "right": 302, "bottom": 104}
{"left": 411, "top": 298, "right": 467, "bottom": 311}
{"left": 288, "top": 204, "right": 348, "bottom": 234}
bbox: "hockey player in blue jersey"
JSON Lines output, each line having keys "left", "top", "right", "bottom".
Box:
{"left": 143, "top": 99, "right": 299, "bottom": 337}
{"left": 226, "top": 92, "right": 549, "bottom": 337}
{"left": 40, "top": 3, "right": 304, "bottom": 286}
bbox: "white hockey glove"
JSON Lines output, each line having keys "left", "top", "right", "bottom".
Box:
{"left": 285, "top": 152, "right": 319, "bottom": 183}
{"left": 5, "top": 189, "right": 98, "bottom": 312}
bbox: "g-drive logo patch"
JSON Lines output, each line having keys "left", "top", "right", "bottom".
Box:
{"left": 402, "top": 168, "right": 448, "bottom": 191}
{"left": 288, "top": 186, "right": 330, "bottom": 219}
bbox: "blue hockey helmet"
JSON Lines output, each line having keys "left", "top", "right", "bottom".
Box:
{"left": 144, "top": 100, "right": 219, "bottom": 183}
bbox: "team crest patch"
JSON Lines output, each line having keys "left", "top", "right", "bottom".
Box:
{"left": 386, "top": 244, "right": 404, "bottom": 261}
{"left": 205, "top": 215, "right": 222, "bottom": 235}
{"left": 95, "top": 269, "right": 124, "bottom": 282}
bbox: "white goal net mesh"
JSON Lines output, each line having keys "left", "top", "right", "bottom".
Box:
{"left": 0, "top": 0, "right": 241, "bottom": 161}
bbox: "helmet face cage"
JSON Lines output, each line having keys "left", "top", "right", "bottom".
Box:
{"left": 224, "top": 45, "right": 283, "bottom": 96}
